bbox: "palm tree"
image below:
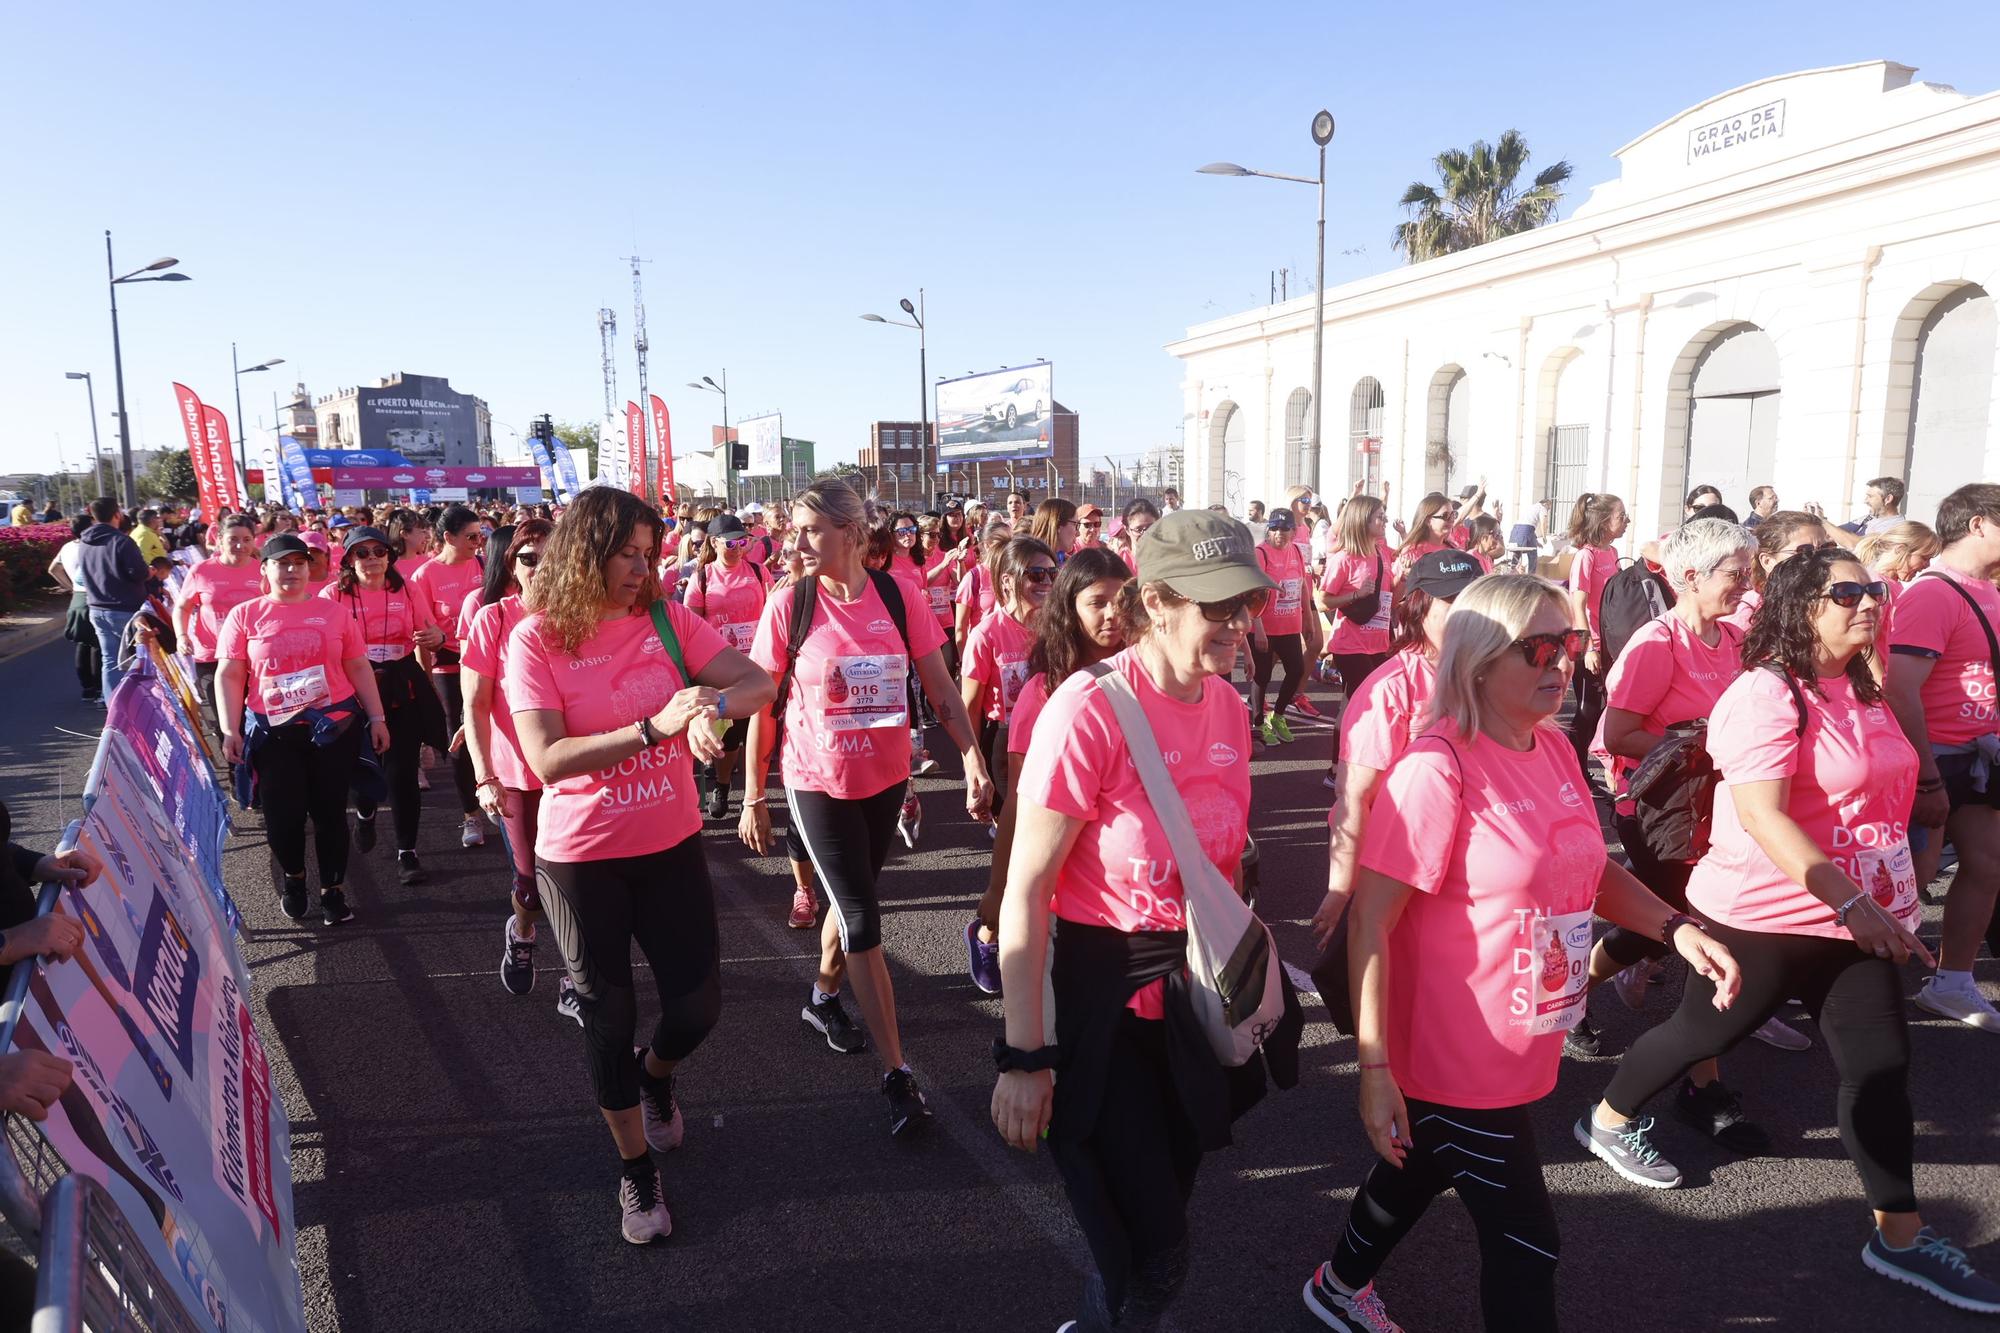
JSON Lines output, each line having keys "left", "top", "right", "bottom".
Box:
{"left": 1393, "top": 130, "right": 1573, "bottom": 263}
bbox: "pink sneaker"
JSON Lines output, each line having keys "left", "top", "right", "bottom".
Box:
{"left": 788, "top": 884, "right": 817, "bottom": 929}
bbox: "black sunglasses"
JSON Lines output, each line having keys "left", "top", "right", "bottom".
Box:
{"left": 1791, "top": 541, "right": 1842, "bottom": 558}
{"left": 1021, "top": 566, "right": 1059, "bottom": 586}
{"left": 515, "top": 551, "right": 540, "bottom": 568}
{"left": 351, "top": 544, "right": 390, "bottom": 560}
{"left": 1512, "top": 629, "right": 1588, "bottom": 669}
{"left": 1820, "top": 579, "right": 1887, "bottom": 609}
{"left": 1193, "top": 588, "right": 1272, "bottom": 622}
{"left": 1266, "top": 518, "right": 1295, "bottom": 530}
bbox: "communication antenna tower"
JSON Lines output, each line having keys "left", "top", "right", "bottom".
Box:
{"left": 623, "top": 254, "right": 653, "bottom": 497}
{"left": 597, "top": 308, "right": 618, "bottom": 419}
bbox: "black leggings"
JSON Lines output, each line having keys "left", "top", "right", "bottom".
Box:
{"left": 74, "top": 623, "right": 104, "bottom": 698}
{"left": 976, "top": 716, "right": 1010, "bottom": 818}
{"left": 786, "top": 783, "right": 902, "bottom": 953}
{"left": 1048, "top": 1013, "right": 1199, "bottom": 1330}
{"left": 1331, "top": 651, "right": 1389, "bottom": 708}
{"left": 357, "top": 702, "right": 425, "bottom": 852}
{"left": 1602, "top": 915, "right": 1915, "bottom": 1212}
{"left": 432, "top": 672, "right": 479, "bottom": 814}
{"left": 1250, "top": 632, "right": 1304, "bottom": 719}
{"left": 1331, "top": 1099, "right": 1559, "bottom": 1331}
{"left": 1568, "top": 666, "right": 1605, "bottom": 778}
{"left": 252, "top": 722, "right": 364, "bottom": 886}
{"left": 535, "top": 836, "right": 722, "bottom": 1112}
{"left": 1597, "top": 812, "right": 1693, "bottom": 969}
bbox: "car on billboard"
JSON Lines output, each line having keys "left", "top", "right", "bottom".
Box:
{"left": 983, "top": 376, "right": 1046, "bottom": 430}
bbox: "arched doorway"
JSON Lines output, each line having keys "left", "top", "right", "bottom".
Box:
{"left": 1208, "top": 401, "right": 1244, "bottom": 513}
{"left": 1898, "top": 284, "right": 1995, "bottom": 525}
{"left": 1348, "top": 377, "right": 1384, "bottom": 495}
{"left": 1283, "top": 388, "right": 1312, "bottom": 491}
{"left": 1667, "top": 322, "right": 1780, "bottom": 526}
{"left": 1425, "top": 365, "right": 1467, "bottom": 496}
{"left": 1538, "top": 347, "right": 1594, "bottom": 525}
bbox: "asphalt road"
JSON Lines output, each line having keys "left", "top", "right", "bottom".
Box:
{"left": 1, "top": 634, "right": 1996, "bottom": 1333}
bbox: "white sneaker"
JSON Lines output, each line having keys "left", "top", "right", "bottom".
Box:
{"left": 897, "top": 792, "right": 922, "bottom": 849}
{"left": 1612, "top": 962, "right": 1652, "bottom": 1011}
{"left": 618, "top": 1163, "right": 672, "bottom": 1244}
{"left": 461, "top": 815, "right": 485, "bottom": 848}
{"left": 1751, "top": 1014, "right": 1812, "bottom": 1051}
{"left": 635, "top": 1046, "right": 684, "bottom": 1152}
{"left": 1915, "top": 978, "right": 2000, "bottom": 1033}
{"left": 416, "top": 767, "right": 431, "bottom": 791}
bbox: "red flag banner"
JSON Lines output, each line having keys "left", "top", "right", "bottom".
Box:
{"left": 171, "top": 383, "right": 219, "bottom": 517}
{"left": 649, "top": 395, "right": 674, "bottom": 503}
{"left": 625, "top": 400, "right": 648, "bottom": 501}
{"left": 199, "top": 404, "right": 243, "bottom": 512}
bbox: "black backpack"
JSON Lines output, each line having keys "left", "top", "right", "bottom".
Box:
{"left": 1598, "top": 560, "right": 1675, "bottom": 668}
{"left": 1628, "top": 666, "right": 1807, "bottom": 864}
{"left": 768, "top": 568, "right": 913, "bottom": 751}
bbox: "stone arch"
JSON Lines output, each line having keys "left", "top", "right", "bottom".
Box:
{"left": 1424, "top": 364, "right": 1467, "bottom": 496}
{"left": 1531, "top": 347, "right": 1593, "bottom": 529}
{"left": 1883, "top": 282, "right": 1995, "bottom": 526}
{"left": 1208, "top": 400, "right": 1245, "bottom": 513}
{"left": 1660, "top": 320, "right": 1781, "bottom": 532}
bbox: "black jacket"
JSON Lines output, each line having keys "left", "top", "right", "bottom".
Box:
{"left": 75, "top": 523, "right": 149, "bottom": 612}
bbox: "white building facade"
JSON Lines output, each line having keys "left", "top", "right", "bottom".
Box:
{"left": 1167, "top": 61, "right": 2000, "bottom": 543}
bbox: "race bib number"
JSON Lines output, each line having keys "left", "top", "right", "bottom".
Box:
{"left": 821, "top": 654, "right": 907, "bottom": 731}
{"left": 999, "top": 655, "right": 1031, "bottom": 713}
{"left": 1525, "top": 909, "right": 1593, "bottom": 1035}
{"left": 1857, "top": 841, "right": 1919, "bottom": 931}
{"left": 1364, "top": 589, "right": 1392, "bottom": 632}
{"left": 723, "top": 621, "right": 758, "bottom": 651}
{"left": 928, "top": 586, "right": 952, "bottom": 617}
{"left": 365, "top": 643, "right": 408, "bottom": 664}
{"left": 264, "top": 663, "right": 331, "bottom": 725}
{"left": 1276, "top": 577, "right": 1303, "bottom": 617}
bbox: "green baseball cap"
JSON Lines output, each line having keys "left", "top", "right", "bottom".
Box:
{"left": 1135, "top": 509, "right": 1276, "bottom": 602}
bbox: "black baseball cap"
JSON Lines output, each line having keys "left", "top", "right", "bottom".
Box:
{"left": 708, "top": 513, "right": 747, "bottom": 540}
{"left": 338, "top": 526, "right": 394, "bottom": 561}
{"left": 260, "top": 534, "right": 311, "bottom": 562}
{"left": 1406, "top": 548, "right": 1484, "bottom": 600}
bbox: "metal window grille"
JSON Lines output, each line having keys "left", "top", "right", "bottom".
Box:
{"left": 1546, "top": 425, "right": 1590, "bottom": 520}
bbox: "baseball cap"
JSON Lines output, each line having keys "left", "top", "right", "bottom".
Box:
{"left": 708, "top": 513, "right": 747, "bottom": 540}
{"left": 299, "top": 531, "right": 331, "bottom": 554}
{"left": 260, "top": 533, "right": 311, "bottom": 562}
{"left": 329, "top": 516, "right": 355, "bottom": 529}
{"left": 743, "top": 501, "right": 764, "bottom": 515}
{"left": 1075, "top": 503, "right": 1102, "bottom": 521}
{"left": 1135, "top": 510, "right": 1275, "bottom": 603}
{"left": 1406, "top": 548, "right": 1484, "bottom": 600}
{"left": 339, "top": 526, "right": 394, "bottom": 561}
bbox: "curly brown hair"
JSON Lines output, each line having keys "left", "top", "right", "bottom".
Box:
{"left": 524, "top": 488, "right": 664, "bottom": 654}
{"left": 1741, "top": 544, "right": 1882, "bottom": 704}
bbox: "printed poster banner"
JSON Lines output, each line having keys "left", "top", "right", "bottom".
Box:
{"left": 251, "top": 428, "right": 287, "bottom": 508}
{"left": 740, "top": 412, "right": 782, "bottom": 478}
{"left": 524, "top": 434, "right": 560, "bottom": 503}
{"left": 936, "top": 362, "right": 1054, "bottom": 462}
{"left": 171, "top": 384, "right": 220, "bottom": 518}
{"left": 649, "top": 396, "right": 674, "bottom": 500}
{"left": 595, "top": 414, "right": 628, "bottom": 491}
{"left": 19, "top": 724, "right": 304, "bottom": 1333}
{"left": 565, "top": 447, "right": 590, "bottom": 500}
{"left": 278, "top": 437, "right": 317, "bottom": 506}
{"left": 199, "top": 404, "right": 244, "bottom": 512}
{"left": 328, "top": 466, "right": 539, "bottom": 489}
{"left": 625, "top": 401, "right": 648, "bottom": 500}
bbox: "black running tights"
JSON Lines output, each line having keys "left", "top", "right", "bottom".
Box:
{"left": 1331, "top": 1098, "right": 1559, "bottom": 1331}
{"left": 536, "top": 836, "right": 722, "bottom": 1112}
{"left": 356, "top": 704, "right": 424, "bottom": 852}
{"left": 786, "top": 783, "right": 902, "bottom": 953}
{"left": 1568, "top": 666, "right": 1605, "bottom": 776}
{"left": 253, "top": 722, "right": 363, "bottom": 887}
{"left": 432, "top": 671, "right": 480, "bottom": 814}
{"left": 1597, "top": 812, "right": 1693, "bottom": 970}
{"left": 1601, "top": 915, "right": 1915, "bottom": 1213}
{"left": 1331, "top": 652, "right": 1390, "bottom": 710}
{"left": 1250, "top": 632, "right": 1304, "bottom": 720}
{"left": 1049, "top": 1014, "right": 1199, "bottom": 1330}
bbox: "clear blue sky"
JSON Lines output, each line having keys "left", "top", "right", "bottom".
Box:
{"left": 7, "top": 2, "right": 1998, "bottom": 483}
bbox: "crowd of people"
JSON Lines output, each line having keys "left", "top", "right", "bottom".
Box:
{"left": 11, "top": 470, "right": 2000, "bottom": 1330}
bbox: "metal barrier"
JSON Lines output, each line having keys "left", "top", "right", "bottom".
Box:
{"left": 32, "top": 1174, "right": 205, "bottom": 1333}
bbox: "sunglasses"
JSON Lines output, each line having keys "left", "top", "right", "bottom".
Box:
{"left": 1820, "top": 580, "right": 1887, "bottom": 609}
{"left": 1193, "top": 588, "right": 1272, "bottom": 622}
{"left": 1080, "top": 520, "right": 1102, "bottom": 529}
{"left": 1512, "top": 629, "right": 1588, "bottom": 669}
{"left": 1791, "top": 541, "right": 1841, "bottom": 558}
{"left": 1266, "top": 519, "right": 1295, "bottom": 531}
{"left": 351, "top": 545, "right": 390, "bottom": 560}
{"left": 722, "top": 537, "right": 751, "bottom": 550}
{"left": 515, "top": 551, "right": 541, "bottom": 568}
{"left": 1021, "top": 567, "right": 1059, "bottom": 586}
{"left": 895, "top": 526, "right": 918, "bottom": 537}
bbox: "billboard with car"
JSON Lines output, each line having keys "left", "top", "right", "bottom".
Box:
{"left": 936, "top": 362, "right": 1053, "bottom": 461}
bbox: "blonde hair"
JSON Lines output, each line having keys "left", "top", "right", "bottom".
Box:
{"left": 1854, "top": 520, "right": 1940, "bottom": 582}
{"left": 792, "top": 481, "right": 867, "bottom": 556}
{"left": 1339, "top": 495, "right": 1385, "bottom": 559}
{"left": 1423, "top": 573, "right": 1570, "bottom": 741}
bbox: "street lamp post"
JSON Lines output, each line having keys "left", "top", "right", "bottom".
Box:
{"left": 687, "top": 372, "right": 729, "bottom": 506}
{"left": 860, "top": 290, "right": 929, "bottom": 506}
{"left": 104, "top": 233, "right": 190, "bottom": 508}
{"left": 232, "top": 346, "right": 285, "bottom": 500}
{"left": 1197, "top": 109, "right": 1335, "bottom": 496}
{"left": 64, "top": 372, "right": 109, "bottom": 496}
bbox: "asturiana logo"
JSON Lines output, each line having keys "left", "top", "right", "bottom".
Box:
{"left": 1207, "top": 742, "right": 1239, "bottom": 766}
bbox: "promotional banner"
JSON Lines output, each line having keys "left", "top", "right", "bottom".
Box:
{"left": 330, "top": 488, "right": 365, "bottom": 508}
{"left": 936, "top": 363, "right": 1054, "bottom": 462}
{"left": 172, "top": 384, "right": 220, "bottom": 516}
{"left": 327, "top": 466, "right": 539, "bottom": 489}
{"left": 740, "top": 412, "right": 783, "bottom": 478}
{"left": 595, "top": 414, "right": 627, "bottom": 491}
{"left": 199, "top": 405, "right": 244, "bottom": 512}
{"left": 648, "top": 396, "right": 674, "bottom": 500}
{"left": 524, "top": 433, "right": 559, "bottom": 501}
{"left": 19, "top": 714, "right": 304, "bottom": 1333}
{"left": 566, "top": 447, "right": 591, "bottom": 498}
{"left": 625, "top": 401, "right": 648, "bottom": 500}
{"left": 251, "top": 428, "right": 287, "bottom": 508}
{"left": 279, "top": 437, "right": 317, "bottom": 507}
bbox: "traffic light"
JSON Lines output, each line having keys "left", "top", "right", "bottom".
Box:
{"left": 731, "top": 444, "right": 748, "bottom": 471}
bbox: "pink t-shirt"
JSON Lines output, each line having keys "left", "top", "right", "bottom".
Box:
{"left": 1321, "top": 549, "right": 1395, "bottom": 655}
{"left": 686, "top": 558, "right": 770, "bottom": 654}
{"left": 1253, "top": 541, "right": 1308, "bottom": 636}
{"left": 176, "top": 557, "right": 264, "bottom": 662}
{"left": 963, "top": 607, "right": 1036, "bottom": 723}
{"left": 1687, "top": 670, "right": 1920, "bottom": 936}
{"left": 1359, "top": 725, "right": 1605, "bottom": 1108}
{"left": 888, "top": 558, "right": 927, "bottom": 621}
{"left": 400, "top": 553, "right": 433, "bottom": 584}
{"left": 455, "top": 587, "right": 486, "bottom": 645}
{"left": 460, "top": 595, "right": 536, "bottom": 791}
{"left": 1887, "top": 567, "right": 2000, "bottom": 746}
{"left": 318, "top": 579, "right": 438, "bottom": 662}
{"left": 405, "top": 556, "right": 485, "bottom": 667}
{"left": 955, "top": 567, "right": 996, "bottom": 624}
{"left": 1721, "top": 586, "right": 1762, "bottom": 635}
{"left": 1018, "top": 649, "right": 1250, "bottom": 1019}
{"left": 1568, "top": 545, "right": 1619, "bottom": 647}
{"left": 1007, "top": 672, "right": 1051, "bottom": 757}
{"left": 504, "top": 603, "right": 725, "bottom": 861}
{"left": 921, "top": 549, "right": 956, "bottom": 624}
{"left": 1599, "top": 613, "right": 1744, "bottom": 799}
{"left": 216, "top": 596, "right": 367, "bottom": 724}
{"left": 1337, "top": 648, "right": 1437, "bottom": 773}
{"left": 1392, "top": 539, "right": 1445, "bottom": 578}
{"left": 750, "top": 574, "right": 946, "bottom": 800}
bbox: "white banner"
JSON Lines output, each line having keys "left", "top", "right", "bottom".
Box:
{"left": 596, "top": 414, "right": 629, "bottom": 491}
{"left": 741, "top": 413, "right": 783, "bottom": 478}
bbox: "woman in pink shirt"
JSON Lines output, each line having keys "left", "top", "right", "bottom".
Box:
{"left": 1115, "top": 498, "right": 1160, "bottom": 578}
{"left": 173, "top": 514, "right": 264, "bottom": 749}
{"left": 740, "top": 484, "right": 992, "bottom": 1134}
{"left": 1563, "top": 490, "right": 1628, "bottom": 775}
{"left": 1318, "top": 496, "right": 1397, "bottom": 708}
{"left": 685, "top": 512, "right": 772, "bottom": 822}
{"left": 407, "top": 505, "right": 491, "bottom": 848}
{"left": 320, "top": 524, "right": 449, "bottom": 886}
{"left": 991, "top": 510, "right": 1283, "bottom": 1332}
{"left": 1582, "top": 547, "right": 2000, "bottom": 1316}
{"left": 216, "top": 534, "right": 393, "bottom": 928}
{"left": 1249, "top": 509, "right": 1310, "bottom": 746}
{"left": 1725, "top": 509, "right": 1830, "bottom": 634}
{"left": 965, "top": 546, "right": 1129, "bottom": 994}
{"left": 462, "top": 520, "right": 560, "bottom": 1009}
{"left": 1305, "top": 573, "right": 1740, "bottom": 1333}
{"left": 961, "top": 537, "right": 1058, "bottom": 813}
{"left": 508, "top": 487, "right": 774, "bottom": 1246}
{"left": 953, "top": 529, "right": 1008, "bottom": 657}
{"left": 1391, "top": 491, "right": 1454, "bottom": 577}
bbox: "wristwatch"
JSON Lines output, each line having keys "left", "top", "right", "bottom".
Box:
{"left": 1659, "top": 912, "right": 1704, "bottom": 944}
{"left": 991, "top": 1039, "right": 1060, "bottom": 1073}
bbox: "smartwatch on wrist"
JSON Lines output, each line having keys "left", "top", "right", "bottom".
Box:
{"left": 991, "top": 1039, "right": 1060, "bottom": 1073}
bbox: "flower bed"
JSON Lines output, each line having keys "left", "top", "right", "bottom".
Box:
{"left": 0, "top": 522, "right": 71, "bottom": 615}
